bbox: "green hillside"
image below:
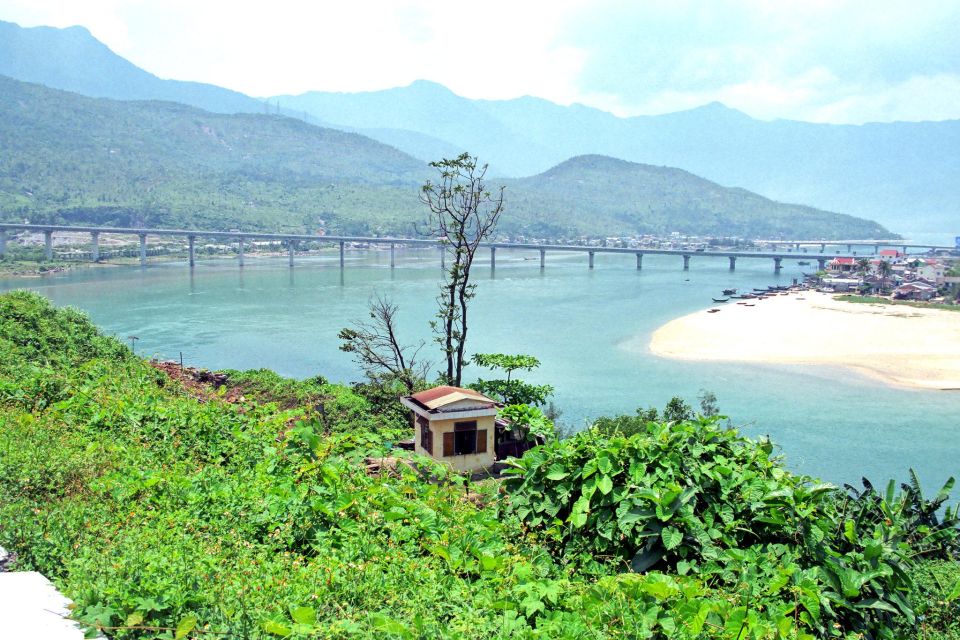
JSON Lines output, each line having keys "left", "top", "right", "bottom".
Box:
{"left": 504, "top": 155, "right": 893, "bottom": 239}
{"left": 0, "top": 75, "right": 893, "bottom": 239}
{"left": 1, "top": 291, "right": 957, "bottom": 638}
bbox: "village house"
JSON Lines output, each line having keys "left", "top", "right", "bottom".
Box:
{"left": 827, "top": 257, "right": 857, "bottom": 273}
{"left": 879, "top": 249, "right": 903, "bottom": 262}
{"left": 400, "top": 386, "right": 538, "bottom": 473}
{"left": 916, "top": 260, "right": 946, "bottom": 285}
{"left": 894, "top": 281, "right": 938, "bottom": 301}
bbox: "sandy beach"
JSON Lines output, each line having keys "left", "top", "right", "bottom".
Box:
{"left": 649, "top": 292, "right": 960, "bottom": 390}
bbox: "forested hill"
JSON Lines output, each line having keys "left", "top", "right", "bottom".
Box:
{"left": 0, "top": 75, "right": 427, "bottom": 234}
{"left": 502, "top": 156, "right": 893, "bottom": 239}
{"left": 0, "top": 75, "right": 893, "bottom": 239}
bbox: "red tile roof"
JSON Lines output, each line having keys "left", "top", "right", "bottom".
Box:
{"left": 411, "top": 385, "right": 485, "bottom": 404}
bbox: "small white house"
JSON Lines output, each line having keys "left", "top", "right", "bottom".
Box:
{"left": 401, "top": 386, "right": 499, "bottom": 472}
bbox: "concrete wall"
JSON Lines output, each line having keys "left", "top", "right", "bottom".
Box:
{"left": 414, "top": 414, "right": 496, "bottom": 472}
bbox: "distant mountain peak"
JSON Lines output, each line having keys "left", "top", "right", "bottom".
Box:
{"left": 656, "top": 100, "right": 752, "bottom": 121}
{"left": 545, "top": 154, "right": 654, "bottom": 175}
{"left": 406, "top": 79, "right": 449, "bottom": 91}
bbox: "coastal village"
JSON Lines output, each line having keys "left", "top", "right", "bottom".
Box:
{"left": 820, "top": 251, "right": 960, "bottom": 303}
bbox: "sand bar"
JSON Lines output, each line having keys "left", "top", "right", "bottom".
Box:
{"left": 649, "top": 292, "right": 960, "bottom": 390}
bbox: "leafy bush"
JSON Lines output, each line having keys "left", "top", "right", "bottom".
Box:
{"left": 503, "top": 417, "right": 960, "bottom": 639}
{"left": 2, "top": 291, "right": 957, "bottom": 639}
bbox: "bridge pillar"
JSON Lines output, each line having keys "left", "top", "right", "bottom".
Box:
{"left": 682, "top": 254, "right": 690, "bottom": 270}
{"left": 774, "top": 257, "right": 782, "bottom": 273}
{"left": 539, "top": 248, "right": 545, "bottom": 269}
{"left": 440, "top": 245, "right": 445, "bottom": 269}
{"left": 289, "top": 241, "right": 296, "bottom": 267}
{"left": 588, "top": 251, "right": 595, "bottom": 269}
{"left": 44, "top": 230, "right": 53, "bottom": 260}
{"left": 729, "top": 256, "right": 736, "bottom": 271}
{"left": 0, "top": 230, "right": 6, "bottom": 258}
{"left": 873, "top": 245, "right": 878, "bottom": 254}
{"left": 237, "top": 236, "right": 244, "bottom": 267}
{"left": 636, "top": 253, "right": 643, "bottom": 270}
{"left": 795, "top": 243, "right": 801, "bottom": 250}
{"left": 390, "top": 243, "right": 395, "bottom": 269}
{"left": 817, "top": 258, "right": 826, "bottom": 270}
{"left": 90, "top": 232, "right": 100, "bottom": 262}
{"left": 188, "top": 235, "right": 196, "bottom": 267}
{"left": 847, "top": 244, "right": 852, "bottom": 253}
{"left": 820, "top": 243, "right": 825, "bottom": 253}
{"left": 339, "top": 241, "right": 345, "bottom": 270}
{"left": 138, "top": 234, "right": 147, "bottom": 266}
{"left": 902, "top": 245, "right": 908, "bottom": 256}
{"left": 490, "top": 246, "right": 496, "bottom": 269}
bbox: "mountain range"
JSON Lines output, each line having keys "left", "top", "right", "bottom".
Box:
{"left": 275, "top": 81, "right": 959, "bottom": 234}
{"left": 0, "top": 75, "right": 891, "bottom": 240}
{"left": 0, "top": 19, "right": 906, "bottom": 239}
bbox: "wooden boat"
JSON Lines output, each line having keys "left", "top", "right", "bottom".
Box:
{"left": 722, "top": 288, "right": 738, "bottom": 295}
{"left": 707, "top": 308, "right": 721, "bottom": 313}
{"left": 712, "top": 297, "right": 729, "bottom": 303}
{"left": 798, "top": 261, "right": 811, "bottom": 265}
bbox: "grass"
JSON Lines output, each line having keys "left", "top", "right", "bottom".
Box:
{"left": 835, "top": 294, "right": 960, "bottom": 312}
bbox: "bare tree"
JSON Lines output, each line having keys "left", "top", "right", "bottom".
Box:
{"left": 418, "top": 153, "right": 504, "bottom": 386}
{"left": 338, "top": 295, "right": 428, "bottom": 393}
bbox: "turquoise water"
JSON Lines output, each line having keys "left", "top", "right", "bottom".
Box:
{"left": 4, "top": 248, "right": 959, "bottom": 491}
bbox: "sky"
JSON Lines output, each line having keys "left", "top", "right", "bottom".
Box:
{"left": 2, "top": 0, "right": 959, "bottom": 124}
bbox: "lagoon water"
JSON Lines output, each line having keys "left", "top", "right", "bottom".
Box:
{"left": 4, "top": 248, "right": 959, "bottom": 491}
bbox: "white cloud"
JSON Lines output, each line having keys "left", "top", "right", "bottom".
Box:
{"left": 1, "top": 0, "right": 958, "bottom": 122}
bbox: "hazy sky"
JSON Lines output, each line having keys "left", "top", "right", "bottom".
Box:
{"left": 2, "top": 0, "right": 958, "bottom": 123}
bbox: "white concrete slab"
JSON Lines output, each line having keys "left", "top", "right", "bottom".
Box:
{"left": 0, "top": 571, "right": 86, "bottom": 639}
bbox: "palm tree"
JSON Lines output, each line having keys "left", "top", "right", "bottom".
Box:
{"left": 877, "top": 260, "right": 893, "bottom": 295}
{"left": 855, "top": 258, "right": 870, "bottom": 295}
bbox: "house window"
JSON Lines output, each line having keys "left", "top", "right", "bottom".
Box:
{"left": 442, "top": 420, "right": 487, "bottom": 457}
{"left": 419, "top": 418, "right": 433, "bottom": 455}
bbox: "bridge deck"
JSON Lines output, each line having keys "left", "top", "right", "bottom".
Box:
{"left": 0, "top": 223, "right": 922, "bottom": 262}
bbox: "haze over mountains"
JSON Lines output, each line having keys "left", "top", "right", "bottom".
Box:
{"left": 0, "top": 75, "right": 889, "bottom": 239}
{"left": 1, "top": 18, "right": 943, "bottom": 239}
{"left": 276, "top": 81, "right": 959, "bottom": 234}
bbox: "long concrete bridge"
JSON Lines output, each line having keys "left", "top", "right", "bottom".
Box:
{"left": 756, "top": 238, "right": 957, "bottom": 254}
{"left": 0, "top": 223, "right": 930, "bottom": 273}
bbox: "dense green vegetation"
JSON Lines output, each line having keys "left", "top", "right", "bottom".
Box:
{"left": 502, "top": 155, "right": 893, "bottom": 240}
{"left": 1, "top": 290, "right": 958, "bottom": 639}
{"left": 0, "top": 75, "right": 894, "bottom": 240}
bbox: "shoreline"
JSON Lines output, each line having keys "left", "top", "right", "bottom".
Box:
{"left": 648, "top": 292, "right": 960, "bottom": 391}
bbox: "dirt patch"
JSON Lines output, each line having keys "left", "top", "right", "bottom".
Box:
{"left": 150, "top": 360, "right": 245, "bottom": 404}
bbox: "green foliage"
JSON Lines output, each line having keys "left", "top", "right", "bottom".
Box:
{"left": 912, "top": 560, "right": 960, "bottom": 639}
{"left": 498, "top": 404, "right": 555, "bottom": 442}
{"left": 504, "top": 416, "right": 960, "bottom": 639}
{"left": 469, "top": 352, "right": 554, "bottom": 406}
{"left": 592, "top": 395, "right": 703, "bottom": 438}
{"left": 836, "top": 295, "right": 960, "bottom": 312}
{"left": 471, "top": 353, "right": 541, "bottom": 376}
{"left": 1, "top": 291, "right": 956, "bottom": 639}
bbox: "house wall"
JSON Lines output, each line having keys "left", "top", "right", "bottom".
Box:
{"left": 414, "top": 414, "right": 496, "bottom": 472}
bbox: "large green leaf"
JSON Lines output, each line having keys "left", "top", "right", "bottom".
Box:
{"left": 661, "top": 526, "right": 683, "bottom": 550}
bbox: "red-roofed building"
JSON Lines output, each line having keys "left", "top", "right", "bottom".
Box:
{"left": 879, "top": 249, "right": 902, "bottom": 261}
{"left": 401, "top": 386, "right": 499, "bottom": 471}
{"left": 401, "top": 386, "right": 541, "bottom": 471}
{"left": 828, "top": 256, "right": 857, "bottom": 273}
